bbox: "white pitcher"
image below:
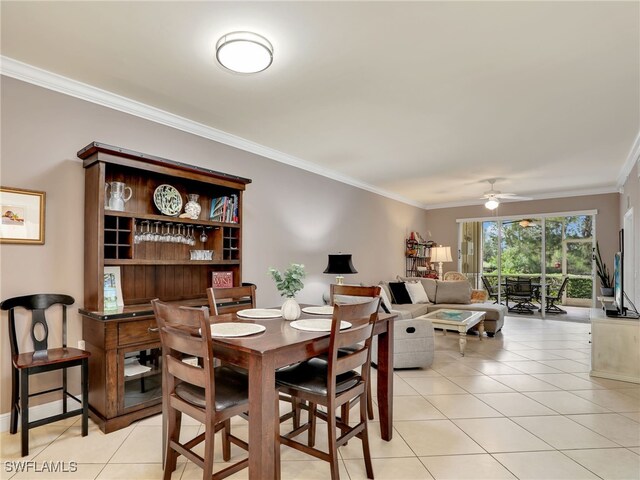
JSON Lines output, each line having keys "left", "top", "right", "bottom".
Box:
{"left": 105, "top": 181, "right": 132, "bottom": 211}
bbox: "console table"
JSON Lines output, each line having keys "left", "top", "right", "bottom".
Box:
{"left": 590, "top": 308, "right": 640, "bottom": 384}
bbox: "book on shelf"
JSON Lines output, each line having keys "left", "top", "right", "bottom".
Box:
{"left": 209, "top": 194, "right": 239, "bottom": 223}
{"left": 212, "top": 271, "right": 234, "bottom": 288}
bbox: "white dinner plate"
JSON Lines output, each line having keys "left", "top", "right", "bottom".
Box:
{"left": 236, "top": 308, "right": 282, "bottom": 319}
{"left": 289, "top": 319, "right": 351, "bottom": 332}
{"left": 205, "top": 323, "right": 266, "bottom": 337}
{"left": 301, "top": 305, "right": 334, "bottom": 315}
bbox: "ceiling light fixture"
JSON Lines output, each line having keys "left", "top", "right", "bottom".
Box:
{"left": 216, "top": 31, "right": 273, "bottom": 74}
{"left": 485, "top": 197, "right": 500, "bottom": 210}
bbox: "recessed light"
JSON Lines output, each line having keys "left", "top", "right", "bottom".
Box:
{"left": 216, "top": 31, "right": 273, "bottom": 74}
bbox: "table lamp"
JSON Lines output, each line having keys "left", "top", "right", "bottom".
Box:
{"left": 323, "top": 254, "right": 358, "bottom": 285}
{"left": 430, "top": 246, "right": 452, "bottom": 280}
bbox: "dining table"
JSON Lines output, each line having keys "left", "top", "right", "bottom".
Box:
{"left": 165, "top": 305, "right": 397, "bottom": 480}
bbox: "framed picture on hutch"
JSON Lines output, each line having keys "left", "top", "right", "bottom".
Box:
{"left": 0, "top": 186, "right": 45, "bottom": 244}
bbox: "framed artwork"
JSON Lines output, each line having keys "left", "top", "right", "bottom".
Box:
{"left": 0, "top": 187, "right": 45, "bottom": 244}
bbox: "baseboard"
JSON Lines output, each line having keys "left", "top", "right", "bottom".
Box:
{"left": 0, "top": 396, "right": 84, "bottom": 433}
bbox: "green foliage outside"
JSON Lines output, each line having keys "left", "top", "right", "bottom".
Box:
{"left": 482, "top": 215, "right": 593, "bottom": 299}
{"left": 268, "top": 263, "right": 306, "bottom": 298}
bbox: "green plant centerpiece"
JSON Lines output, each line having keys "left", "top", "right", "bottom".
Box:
{"left": 594, "top": 242, "right": 613, "bottom": 296}
{"left": 269, "top": 263, "right": 306, "bottom": 320}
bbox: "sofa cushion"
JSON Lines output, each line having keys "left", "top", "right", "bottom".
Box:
{"left": 388, "top": 282, "right": 412, "bottom": 304}
{"left": 405, "top": 281, "right": 429, "bottom": 304}
{"left": 435, "top": 280, "right": 471, "bottom": 304}
{"left": 390, "top": 303, "right": 431, "bottom": 319}
{"left": 333, "top": 294, "right": 387, "bottom": 313}
{"left": 397, "top": 276, "right": 437, "bottom": 302}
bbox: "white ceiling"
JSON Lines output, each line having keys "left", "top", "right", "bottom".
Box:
{"left": 2, "top": 1, "right": 638, "bottom": 208}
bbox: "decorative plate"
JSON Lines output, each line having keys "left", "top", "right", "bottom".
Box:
{"left": 236, "top": 308, "right": 282, "bottom": 319}
{"left": 289, "top": 319, "right": 351, "bottom": 332}
{"left": 153, "top": 184, "right": 182, "bottom": 216}
{"left": 204, "top": 322, "right": 266, "bottom": 337}
{"left": 301, "top": 305, "right": 334, "bottom": 315}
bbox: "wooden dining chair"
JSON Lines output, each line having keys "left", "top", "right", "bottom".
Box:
{"left": 329, "top": 284, "right": 381, "bottom": 421}
{"left": 152, "top": 300, "right": 249, "bottom": 480}
{"left": 1, "top": 294, "right": 90, "bottom": 457}
{"left": 276, "top": 298, "right": 381, "bottom": 479}
{"left": 206, "top": 284, "right": 256, "bottom": 315}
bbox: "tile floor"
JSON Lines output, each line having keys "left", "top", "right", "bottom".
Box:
{"left": 2, "top": 315, "right": 639, "bottom": 479}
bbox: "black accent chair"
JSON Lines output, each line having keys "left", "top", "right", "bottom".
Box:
{"left": 546, "top": 277, "right": 570, "bottom": 314}
{"left": 505, "top": 278, "right": 537, "bottom": 314}
{"left": 481, "top": 276, "right": 504, "bottom": 304}
{"left": 1, "top": 294, "right": 90, "bottom": 456}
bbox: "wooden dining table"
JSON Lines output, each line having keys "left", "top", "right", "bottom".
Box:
{"left": 207, "top": 307, "right": 396, "bottom": 480}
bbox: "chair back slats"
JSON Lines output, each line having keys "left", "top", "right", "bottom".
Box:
{"left": 207, "top": 285, "right": 256, "bottom": 315}
{"left": 329, "top": 285, "right": 381, "bottom": 305}
{"left": 166, "top": 355, "right": 206, "bottom": 386}
{"left": 327, "top": 300, "right": 380, "bottom": 391}
{"left": 0, "top": 294, "right": 75, "bottom": 356}
{"left": 152, "top": 299, "right": 214, "bottom": 397}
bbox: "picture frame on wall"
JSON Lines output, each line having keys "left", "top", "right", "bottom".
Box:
{"left": 0, "top": 187, "right": 46, "bottom": 244}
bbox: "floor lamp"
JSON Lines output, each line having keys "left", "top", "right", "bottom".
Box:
{"left": 430, "top": 246, "right": 452, "bottom": 280}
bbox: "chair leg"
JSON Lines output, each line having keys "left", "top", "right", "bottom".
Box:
{"left": 63, "top": 367, "right": 68, "bottom": 414}
{"left": 326, "top": 404, "right": 340, "bottom": 480}
{"left": 10, "top": 366, "right": 19, "bottom": 435}
{"left": 366, "top": 382, "right": 374, "bottom": 420}
{"left": 163, "top": 408, "right": 180, "bottom": 478}
{"left": 203, "top": 419, "right": 215, "bottom": 480}
{"left": 81, "top": 359, "right": 89, "bottom": 436}
{"left": 308, "top": 403, "right": 317, "bottom": 448}
{"left": 20, "top": 370, "right": 29, "bottom": 457}
{"left": 360, "top": 392, "right": 374, "bottom": 479}
{"left": 221, "top": 418, "right": 231, "bottom": 461}
{"left": 340, "top": 403, "right": 349, "bottom": 446}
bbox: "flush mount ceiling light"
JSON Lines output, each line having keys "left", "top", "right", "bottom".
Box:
{"left": 485, "top": 196, "right": 500, "bottom": 210}
{"left": 216, "top": 31, "right": 273, "bottom": 74}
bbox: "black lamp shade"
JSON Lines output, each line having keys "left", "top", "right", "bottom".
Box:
{"left": 323, "top": 254, "right": 358, "bottom": 275}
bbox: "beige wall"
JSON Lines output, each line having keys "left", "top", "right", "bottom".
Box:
{"left": 0, "top": 77, "right": 427, "bottom": 415}
{"left": 620, "top": 161, "right": 640, "bottom": 305}
{"left": 424, "top": 193, "right": 621, "bottom": 280}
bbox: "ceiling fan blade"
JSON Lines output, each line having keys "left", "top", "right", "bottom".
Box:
{"left": 495, "top": 194, "right": 533, "bottom": 200}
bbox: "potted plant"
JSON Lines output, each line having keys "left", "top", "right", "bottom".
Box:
{"left": 268, "top": 263, "right": 306, "bottom": 320}
{"left": 595, "top": 242, "right": 613, "bottom": 297}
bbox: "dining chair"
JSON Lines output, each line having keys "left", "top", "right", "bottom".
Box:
{"left": 276, "top": 298, "right": 381, "bottom": 479}
{"left": 481, "top": 276, "right": 504, "bottom": 304}
{"left": 1, "top": 294, "right": 90, "bottom": 457}
{"left": 206, "top": 284, "right": 256, "bottom": 315}
{"left": 545, "top": 277, "right": 570, "bottom": 314}
{"left": 329, "top": 284, "right": 381, "bottom": 421}
{"left": 152, "top": 300, "right": 249, "bottom": 480}
{"left": 505, "top": 278, "right": 536, "bottom": 313}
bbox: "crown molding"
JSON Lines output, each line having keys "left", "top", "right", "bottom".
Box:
{"left": 423, "top": 185, "right": 620, "bottom": 210}
{"left": 0, "top": 56, "right": 425, "bottom": 209}
{"left": 618, "top": 130, "right": 640, "bottom": 186}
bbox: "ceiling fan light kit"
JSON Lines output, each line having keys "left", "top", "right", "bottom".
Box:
{"left": 216, "top": 31, "right": 273, "bottom": 73}
{"left": 485, "top": 197, "right": 500, "bottom": 210}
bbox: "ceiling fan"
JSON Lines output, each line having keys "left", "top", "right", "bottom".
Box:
{"left": 481, "top": 179, "right": 532, "bottom": 210}
{"left": 504, "top": 218, "right": 538, "bottom": 228}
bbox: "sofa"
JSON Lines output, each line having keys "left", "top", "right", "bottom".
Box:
{"left": 386, "top": 276, "right": 507, "bottom": 336}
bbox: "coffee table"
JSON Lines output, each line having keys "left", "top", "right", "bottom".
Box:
{"left": 420, "top": 309, "right": 485, "bottom": 356}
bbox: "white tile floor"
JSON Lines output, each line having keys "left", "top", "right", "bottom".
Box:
{"left": 2, "top": 315, "right": 639, "bottom": 479}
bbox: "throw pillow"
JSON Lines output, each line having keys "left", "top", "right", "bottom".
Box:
{"left": 434, "top": 280, "right": 471, "bottom": 304}
{"left": 388, "top": 282, "right": 412, "bottom": 304}
{"left": 397, "top": 276, "right": 436, "bottom": 302}
{"left": 405, "top": 281, "right": 429, "bottom": 304}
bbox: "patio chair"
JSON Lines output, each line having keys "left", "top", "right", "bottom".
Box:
{"left": 505, "top": 278, "right": 536, "bottom": 314}
{"left": 481, "top": 276, "right": 504, "bottom": 304}
{"left": 545, "top": 277, "right": 569, "bottom": 314}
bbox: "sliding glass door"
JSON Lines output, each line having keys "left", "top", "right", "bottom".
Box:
{"left": 459, "top": 212, "right": 595, "bottom": 313}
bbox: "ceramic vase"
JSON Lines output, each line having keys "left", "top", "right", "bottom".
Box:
{"left": 184, "top": 194, "right": 201, "bottom": 219}
{"left": 281, "top": 297, "right": 301, "bottom": 321}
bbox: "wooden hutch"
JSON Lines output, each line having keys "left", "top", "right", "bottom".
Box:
{"left": 78, "top": 142, "right": 251, "bottom": 432}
